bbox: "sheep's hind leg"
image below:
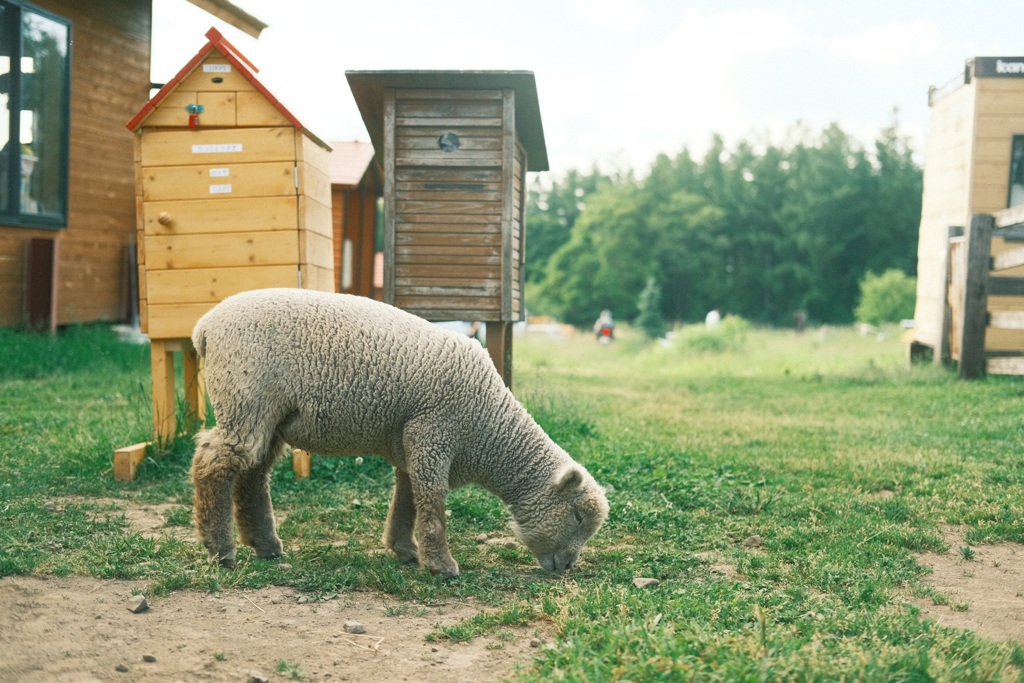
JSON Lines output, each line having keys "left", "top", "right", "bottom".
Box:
{"left": 383, "top": 467, "right": 419, "bottom": 564}
{"left": 233, "top": 434, "right": 286, "bottom": 559}
{"left": 191, "top": 428, "right": 243, "bottom": 567}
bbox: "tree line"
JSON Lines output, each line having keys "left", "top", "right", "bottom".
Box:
{"left": 525, "top": 120, "right": 923, "bottom": 328}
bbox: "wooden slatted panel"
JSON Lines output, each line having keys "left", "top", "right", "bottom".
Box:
{"left": 391, "top": 90, "right": 507, "bottom": 319}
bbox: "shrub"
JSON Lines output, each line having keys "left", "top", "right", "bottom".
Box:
{"left": 854, "top": 269, "right": 916, "bottom": 326}
{"left": 634, "top": 276, "right": 667, "bottom": 340}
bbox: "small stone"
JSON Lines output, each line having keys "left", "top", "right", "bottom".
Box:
{"left": 475, "top": 533, "right": 489, "bottom": 544}
{"left": 485, "top": 536, "right": 518, "bottom": 548}
{"left": 742, "top": 535, "right": 763, "bottom": 548}
{"left": 127, "top": 595, "right": 149, "bottom": 613}
{"left": 631, "top": 577, "right": 660, "bottom": 589}
{"left": 297, "top": 596, "right": 308, "bottom": 604}
{"left": 44, "top": 501, "right": 57, "bottom": 512}
{"left": 115, "top": 663, "right": 129, "bottom": 672}
{"left": 142, "top": 654, "right": 157, "bottom": 663}
{"left": 529, "top": 638, "right": 542, "bottom": 648}
{"left": 277, "top": 563, "right": 292, "bottom": 571}
{"left": 344, "top": 620, "right": 367, "bottom": 634}
{"left": 247, "top": 673, "right": 269, "bottom": 683}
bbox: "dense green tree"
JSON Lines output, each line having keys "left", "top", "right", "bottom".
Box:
{"left": 527, "top": 121, "right": 923, "bottom": 327}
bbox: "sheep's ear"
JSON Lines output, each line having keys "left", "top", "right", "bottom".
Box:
{"left": 555, "top": 466, "right": 584, "bottom": 495}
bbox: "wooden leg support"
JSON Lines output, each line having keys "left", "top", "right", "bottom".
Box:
{"left": 150, "top": 339, "right": 176, "bottom": 444}
{"left": 293, "top": 449, "right": 311, "bottom": 480}
{"left": 485, "top": 321, "right": 514, "bottom": 388}
{"left": 114, "top": 442, "right": 149, "bottom": 482}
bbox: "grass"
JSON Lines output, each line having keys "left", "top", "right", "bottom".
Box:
{"left": 2, "top": 322, "right": 1024, "bottom": 680}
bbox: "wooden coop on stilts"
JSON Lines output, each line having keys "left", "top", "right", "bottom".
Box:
{"left": 119, "top": 28, "right": 333, "bottom": 476}
{"left": 346, "top": 71, "right": 549, "bottom": 387}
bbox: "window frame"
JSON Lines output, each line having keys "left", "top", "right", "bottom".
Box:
{"left": 0, "top": 0, "right": 71, "bottom": 230}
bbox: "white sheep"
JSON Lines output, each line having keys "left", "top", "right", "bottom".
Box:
{"left": 190, "top": 288, "right": 609, "bottom": 578}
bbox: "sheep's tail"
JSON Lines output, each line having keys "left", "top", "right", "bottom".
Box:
{"left": 191, "top": 315, "right": 209, "bottom": 359}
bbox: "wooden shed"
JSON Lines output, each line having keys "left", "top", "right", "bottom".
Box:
{"left": 346, "top": 70, "right": 548, "bottom": 385}
{"left": 126, "top": 26, "right": 333, "bottom": 440}
{"left": 912, "top": 56, "right": 1024, "bottom": 373}
{"left": 0, "top": 0, "right": 264, "bottom": 331}
{"left": 330, "top": 140, "right": 382, "bottom": 299}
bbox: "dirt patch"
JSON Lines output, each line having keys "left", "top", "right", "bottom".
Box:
{"left": 911, "top": 527, "right": 1024, "bottom": 644}
{"left": 0, "top": 499, "right": 551, "bottom": 683}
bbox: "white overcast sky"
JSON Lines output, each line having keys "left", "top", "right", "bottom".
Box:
{"left": 152, "top": 0, "right": 1024, "bottom": 179}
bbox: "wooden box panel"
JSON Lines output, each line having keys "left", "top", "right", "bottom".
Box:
{"left": 144, "top": 231, "right": 300, "bottom": 270}
{"left": 143, "top": 90, "right": 200, "bottom": 128}
{"left": 142, "top": 161, "right": 296, "bottom": 201}
{"left": 139, "top": 127, "right": 296, "bottom": 166}
{"left": 143, "top": 196, "right": 299, "bottom": 235}
{"left": 146, "top": 302, "right": 217, "bottom": 338}
{"left": 146, "top": 264, "right": 297, "bottom": 305}
{"left": 177, "top": 58, "right": 256, "bottom": 93}
{"left": 195, "top": 92, "right": 238, "bottom": 126}
{"left": 236, "top": 91, "right": 291, "bottom": 127}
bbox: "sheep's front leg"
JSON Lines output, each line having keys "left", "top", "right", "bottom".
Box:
{"left": 233, "top": 438, "right": 284, "bottom": 559}
{"left": 412, "top": 484, "right": 459, "bottom": 579}
{"left": 191, "top": 430, "right": 241, "bottom": 567}
{"left": 383, "top": 467, "right": 418, "bottom": 564}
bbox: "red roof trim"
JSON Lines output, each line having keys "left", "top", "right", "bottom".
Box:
{"left": 126, "top": 27, "right": 328, "bottom": 150}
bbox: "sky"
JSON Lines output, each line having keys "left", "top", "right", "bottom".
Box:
{"left": 152, "top": 0, "right": 1024, "bottom": 180}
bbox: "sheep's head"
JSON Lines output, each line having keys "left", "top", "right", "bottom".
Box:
{"left": 511, "top": 464, "right": 609, "bottom": 574}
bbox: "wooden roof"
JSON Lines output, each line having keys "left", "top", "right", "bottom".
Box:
{"left": 345, "top": 70, "right": 549, "bottom": 172}
{"left": 185, "top": 0, "right": 267, "bottom": 38}
{"left": 329, "top": 140, "right": 380, "bottom": 188}
{"left": 126, "top": 27, "right": 329, "bottom": 150}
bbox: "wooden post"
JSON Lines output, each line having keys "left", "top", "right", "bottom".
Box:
{"left": 958, "top": 213, "right": 994, "bottom": 379}
{"left": 114, "top": 442, "right": 149, "bottom": 481}
{"left": 150, "top": 339, "right": 177, "bottom": 443}
{"left": 938, "top": 226, "right": 961, "bottom": 365}
{"left": 293, "top": 449, "right": 311, "bottom": 480}
{"left": 181, "top": 340, "right": 206, "bottom": 432}
{"left": 486, "top": 321, "right": 513, "bottom": 388}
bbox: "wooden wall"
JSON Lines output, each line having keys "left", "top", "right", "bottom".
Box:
{"left": 913, "top": 81, "right": 975, "bottom": 352}
{"left": 386, "top": 87, "right": 526, "bottom": 322}
{"left": 0, "top": 0, "right": 150, "bottom": 327}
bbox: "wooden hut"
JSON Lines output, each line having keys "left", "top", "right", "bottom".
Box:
{"left": 330, "top": 140, "right": 382, "bottom": 299}
{"left": 0, "top": 0, "right": 264, "bottom": 332}
{"left": 346, "top": 70, "right": 548, "bottom": 385}
{"left": 126, "top": 26, "right": 333, "bottom": 440}
{"left": 912, "top": 56, "right": 1024, "bottom": 374}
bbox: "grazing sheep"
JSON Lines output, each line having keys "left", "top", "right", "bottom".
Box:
{"left": 190, "top": 288, "right": 608, "bottom": 578}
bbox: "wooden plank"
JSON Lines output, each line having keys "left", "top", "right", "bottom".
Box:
{"left": 150, "top": 339, "right": 177, "bottom": 442}
{"left": 985, "top": 326, "right": 1024, "bottom": 351}
{"left": 293, "top": 449, "right": 311, "bottom": 480}
{"left": 142, "top": 90, "right": 199, "bottom": 127}
{"left": 301, "top": 264, "right": 335, "bottom": 293}
{"left": 959, "top": 214, "right": 994, "bottom": 378}
{"left": 396, "top": 276, "right": 501, "bottom": 288}
{"left": 396, "top": 245, "right": 500, "bottom": 258}
{"left": 988, "top": 310, "right": 1024, "bottom": 329}
{"left": 298, "top": 195, "right": 333, "bottom": 238}
{"left": 397, "top": 137, "right": 504, "bottom": 152}
{"left": 383, "top": 88, "right": 397, "bottom": 305}
{"left": 991, "top": 246, "right": 1024, "bottom": 271}
{"left": 397, "top": 215, "right": 502, "bottom": 226}
{"left": 395, "top": 152, "right": 502, "bottom": 168}
{"left": 396, "top": 189, "right": 504, "bottom": 202}
{"left": 146, "top": 264, "right": 298, "bottom": 305}
{"left": 236, "top": 91, "right": 290, "bottom": 126}
{"left": 194, "top": 91, "right": 237, "bottom": 126}
{"left": 142, "top": 161, "right": 296, "bottom": 201}
{"left": 143, "top": 196, "right": 299, "bottom": 235}
{"left": 139, "top": 127, "right": 296, "bottom": 166}
{"left": 500, "top": 88, "right": 515, "bottom": 321}
{"left": 395, "top": 253, "right": 501, "bottom": 267}
{"left": 398, "top": 89, "right": 503, "bottom": 101}
{"left": 144, "top": 231, "right": 299, "bottom": 270}
{"left": 146, "top": 302, "right": 217, "bottom": 339}
{"left": 298, "top": 160, "right": 332, "bottom": 205}
{"left": 396, "top": 232, "right": 502, "bottom": 247}
{"left": 994, "top": 204, "right": 1024, "bottom": 228}
{"left": 394, "top": 264, "right": 500, "bottom": 279}
{"left": 395, "top": 167, "right": 502, "bottom": 183}
{"left": 987, "top": 356, "right": 1024, "bottom": 375}
{"left": 298, "top": 230, "right": 334, "bottom": 270}
{"left": 176, "top": 56, "right": 256, "bottom": 92}
{"left": 396, "top": 283, "right": 501, "bottom": 297}
{"left": 395, "top": 100, "right": 504, "bottom": 119}
{"left": 113, "top": 443, "right": 149, "bottom": 482}
{"left": 396, "top": 200, "right": 502, "bottom": 215}
{"left": 396, "top": 306, "right": 501, "bottom": 322}
{"left": 395, "top": 117, "right": 503, "bottom": 128}
{"left": 486, "top": 321, "right": 513, "bottom": 388}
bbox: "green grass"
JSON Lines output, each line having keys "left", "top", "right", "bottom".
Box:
{"left": 2, "top": 322, "right": 1024, "bottom": 680}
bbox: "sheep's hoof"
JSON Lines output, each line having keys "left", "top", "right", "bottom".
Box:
{"left": 217, "top": 555, "right": 237, "bottom": 569}
{"left": 426, "top": 559, "right": 460, "bottom": 579}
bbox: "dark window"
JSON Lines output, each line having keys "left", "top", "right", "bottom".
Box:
{"left": 1010, "top": 135, "right": 1024, "bottom": 209}
{"left": 0, "top": 0, "right": 70, "bottom": 229}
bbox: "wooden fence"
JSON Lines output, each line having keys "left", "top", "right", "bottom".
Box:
{"left": 946, "top": 206, "right": 1024, "bottom": 377}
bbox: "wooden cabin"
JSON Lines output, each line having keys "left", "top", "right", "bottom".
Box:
{"left": 127, "top": 26, "right": 333, "bottom": 440}
{"left": 912, "top": 56, "right": 1024, "bottom": 373}
{"left": 346, "top": 70, "right": 549, "bottom": 385}
{"left": 330, "top": 140, "right": 382, "bottom": 299}
{"left": 0, "top": 0, "right": 263, "bottom": 332}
